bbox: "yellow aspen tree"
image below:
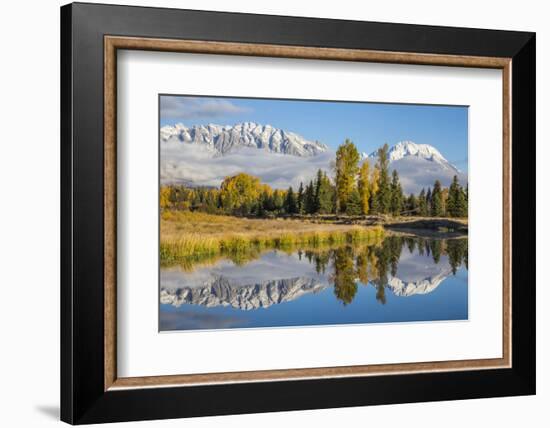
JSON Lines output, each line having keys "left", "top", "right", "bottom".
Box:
{"left": 358, "top": 160, "right": 371, "bottom": 215}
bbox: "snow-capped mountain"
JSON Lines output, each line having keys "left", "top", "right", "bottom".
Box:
{"left": 386, "top": 267, "right": 453, "bottom": 297}
{"left": 364, "top": 141, "right": 460, "bottom": 173}
{"left": 363, "top": 141, "right": 467, "bottom": 194}
{"left": 160, "top": 276, "right": 327, "bottom": 311}
{"left": 159, "top": 270, "right": 454, "bottom": 310}
{"left": 159, "top": 249, "right": 456, "bottom": 311}
{"left": 161, "top": 122, "right": 328, "bottom": 157}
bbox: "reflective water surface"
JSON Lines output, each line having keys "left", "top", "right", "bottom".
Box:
{"left": 159, "top": 235, "right": 468, "bottom": 331}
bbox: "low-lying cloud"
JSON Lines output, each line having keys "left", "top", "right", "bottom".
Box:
{"left": 161, "top": 141, "right": 334, "bottom": 190}
{"left": 161, "top": 142, "right": 467, "bottom": 194}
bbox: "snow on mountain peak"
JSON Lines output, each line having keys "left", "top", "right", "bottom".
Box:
{"left": 161, "top": 122, "right": 328, "bottom": 157}
{"left": 364, "top": 140, "right": 460, "bottom": 173}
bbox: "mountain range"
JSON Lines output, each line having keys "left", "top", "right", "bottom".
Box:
{"left": 160, "top": 122, "right": 328, "bottom": 157}
{"left": 159, "top": 268, "right": 453, "bottom": 311}
{"left": 160, "top": 122, "right": 467, "bottom": 193}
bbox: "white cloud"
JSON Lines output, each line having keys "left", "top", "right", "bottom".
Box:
{"left": 160, "top": 96, "right": 250, "bottom": 120}
{"left": 390, "top": 157, "right": 468, "bottom": 194}
{"left": 160, "top": 142, "right": 467, "bottom": 194}
{"left": 161, "top": 142, "right": 334, "bottom": 190}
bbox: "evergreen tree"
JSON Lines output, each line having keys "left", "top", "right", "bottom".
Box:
{"left": 334, "top": 139, "right": 360, "bottom": 213}
{"left": 375, "top": 144, "right": 391, "bottom": 214}
{"left": 389, "top": 169, "right": 404, "bottom": 216}
{"left": 284, "top": 186, "right": 297, "bottom": 214}
{"left": 304, "top": 181, "right": 316, "bottom": 214}
{"left": 418, "top": 188, "right": 428, "bottom": 216}
{"left": 462, "top": 186, "right": 468, "bottom": 217}
{"left": 262, "top": 190, "right": 274, "bottom": 212}
{"left": 447, "top": 175, "right": 468, "bottom": 217}
{"left": 315, "top": 170, "right": 335, "bottom": 214}
{"left": 272, "top": 189, "right": 285, "bottom": 213}
{"left": 426, "top": 187, "right": 432, "bottom": 216}
{"left": 456, "top": 187, "right": 467, "bottom": 217}
{"left": 296, "top": 182, "right": 305, "bottom": 214}
{"left": 406, "top": 193, "right": 418, "bottom": 216}
{"left": 441, "top": 188, "right": 449, "bottom": 217}
{"left": 345, "top": 188, "right": 362, "bottom": 216}
{"left": 369, "top": 166, "right": 380, "bottom": 214}
{"left": 447, "top": 175, "right": 458, "bottom": 217}
{"left": 256, "top": 193, "right": 266, "bottom": 216}
{"left": 431, "top": 180, "right": 444, "bottom": 217}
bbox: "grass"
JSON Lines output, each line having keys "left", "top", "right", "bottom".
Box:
{"left": 160, "top": 210, "right": 385, "bottom": 264}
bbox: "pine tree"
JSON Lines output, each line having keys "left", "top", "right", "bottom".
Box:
{"left": 345, "top": 188, "right": 362, "bottom": 216}
{"left": 375, "top": 144, "right": 391, "bottom": 214}
{"left": 304, "top": 181, "right": 316, "bottom": 214}
{"left": 431, "top": 180, "right": 444, "bottom": 217}
{"left": 314, "top": 169, "right": 323, "bottom": 212}
{"left": 272, "top": 189, "right": 284, "bottom": 213}
{"left": 462, "top": 185, "right": 469, "bottom": 217}
{"left": 296, "top": 182, "right": 305, "bottom": 214}
{"left": 456, "top": 187, "right": 467, "bottom": 217}
{"left": 334, "top": 139, "right": 360, "bottom": 213}
{"left": 390, "top": 169, "right": 404, "bottom": 216}
{"left": 426, "top": 187, "right": 432, "bottom": 216}
{"left": 447, "top": 175, "right": 459, "bottom": 217}
{"left": 261, "top": 190, "right": 274, "bottom": 212}
{"left": 406, "top": 193, "right": 418, "bottom": 216}
{"left": 284, "top": 186, "right": 297, "bottom": 214}
{"left": 447, "top": 175, "right": 468, "bottom": 217}
{"left": 256, "top": 193, "right": 266, "bottom": 216}
{"left": 418, "top": 188, "right": 428, "bottom": 216}
{"left": 315, "top": 170, "right": 335, "bottom": 214}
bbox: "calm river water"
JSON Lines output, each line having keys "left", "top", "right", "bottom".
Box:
{"left": 159, "top": 235, "right": 468, "bottom": 331}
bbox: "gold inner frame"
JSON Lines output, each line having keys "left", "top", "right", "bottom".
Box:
{"left": 104, "top": 35, "right": 512, "bottom": 391}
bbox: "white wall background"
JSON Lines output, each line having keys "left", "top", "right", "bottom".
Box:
{"left": 0, "top": 0, "right": 546, "bottom": 427}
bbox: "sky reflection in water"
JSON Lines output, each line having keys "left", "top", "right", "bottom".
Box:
{"left": 160, "top": 236, "right": 468, "bottom": 331}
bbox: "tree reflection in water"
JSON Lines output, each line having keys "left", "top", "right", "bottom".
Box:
{"left": 163, "top": 235, "right": 469, "bottom": 308}
{"left": 306, "top": 235, "right": 468, "bottom": 306}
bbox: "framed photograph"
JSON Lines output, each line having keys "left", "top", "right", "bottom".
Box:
{"left": 61, "top": 2, "right": 535, "bottom": 424}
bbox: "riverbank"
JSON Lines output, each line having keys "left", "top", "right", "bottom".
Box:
{"left": 288, "top": 213, "right": 468, "bottom": 232}
{"left": 160, "top": 211, "right": 385, "bottom": 263}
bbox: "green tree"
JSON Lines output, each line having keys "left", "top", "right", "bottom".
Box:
{"left": 304, "top": 180, "right": 316, "bottom": 214}
{"left": 331, "top": 247, "right": 358, "bottom": 305}
{"left": 272, "top": 189, "right": 285, "bottom": 212}
{"left": 315, "top": 169, "right": 335, "bottom": 214}
{"left": 345, "top": 188, "right": 362, "bottom": 216}
{"left": 430, "top": 239, "right": 442, "bottom": 264}
{"left": 334, "top": 139, "right": 360, "bottom": 213}
{"left": 417, "top": 188, "right": 428, "bottom": 216}
{"left": 406, "top": 193, "right": 418, "bottom": 216}
{"left": 375, "top": 144, "right": 391, "bottom": 214}
{"left": 447, "top": 175, "right": 468, "bottom": 217}
{"left": 261, "top": 190, "right": 274, "bottom": 212}
{"left": 296, "top": 182, "right": 305, "bottom": 214}
{"left": 430, "top": 181, "right": 444, "bottom": 217}
{"left": 390, "top": 169, "right": 404, "bottom": 216}
{"left": 284, "top": 186, "right": 297, "bottom": 214}
{"left": 447, "top": 238, "right": 468, "bottom": 274}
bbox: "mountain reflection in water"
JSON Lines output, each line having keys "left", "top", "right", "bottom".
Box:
{"left": 160, "top": 235, "right": 468, "bottom": 331}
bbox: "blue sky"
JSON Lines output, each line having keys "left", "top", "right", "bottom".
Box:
{"left": 160, "top": 95, "right": 468, "bottom": 171}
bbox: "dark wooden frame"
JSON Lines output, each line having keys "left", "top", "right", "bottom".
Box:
{"left": 61, "top": 2, "right": 536, "bottom": 424}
